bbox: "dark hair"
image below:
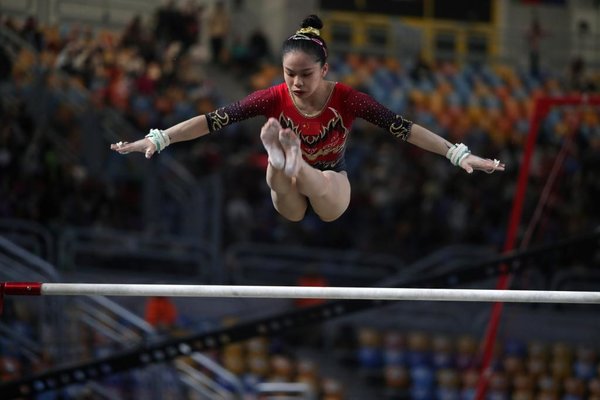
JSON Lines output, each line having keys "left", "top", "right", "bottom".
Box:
{"left": 282, "top": 14, "right": 328, "bottom": 66}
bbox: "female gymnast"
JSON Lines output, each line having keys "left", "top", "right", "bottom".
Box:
{"left": 111, "top": 15, "right": 505, "bottom": 223}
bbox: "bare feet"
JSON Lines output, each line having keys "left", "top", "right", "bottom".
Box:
{"left": 279, "top": 128, "right": 302, "bottom": 178}
{"left": 260, "top": 118, "right": 285, "bottom": 170}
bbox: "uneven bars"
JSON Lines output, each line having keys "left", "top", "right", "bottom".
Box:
{"left": 1, "top": 282, "right": 600, "bottom": 304}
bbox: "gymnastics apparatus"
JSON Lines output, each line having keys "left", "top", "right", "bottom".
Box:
{"left": 2, "top": 282, "right": 600, "bottom": 305}
{"left": 0, "top": 226, "right": 598, "bottom": 399}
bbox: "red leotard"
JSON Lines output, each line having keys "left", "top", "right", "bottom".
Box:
{"left": 206, "top": 82, "right": 412, "bottom": 171}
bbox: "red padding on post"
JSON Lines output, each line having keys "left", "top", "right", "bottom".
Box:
{"left": 0, "top": 282, "right": 4, "bottom": 315}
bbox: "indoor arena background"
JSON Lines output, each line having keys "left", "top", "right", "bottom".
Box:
{"left": 1, "top": 0, "right": 599, "bottom": 399}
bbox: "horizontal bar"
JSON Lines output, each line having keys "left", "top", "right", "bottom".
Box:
{"left": 2, "top": 283, "right": 600, "bottom": 304}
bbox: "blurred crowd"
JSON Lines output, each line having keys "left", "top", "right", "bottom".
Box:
{"left": 1, "top": 4, "right": 600, "bottom": 262}
{"left": 339, "top": 325, "right": 600, "bottom": 400}
{"left": 0, "top": 5, "right": 219, "bottom": 233}
{"left": 1, "top": 4, "right": 600, "bottom": 399}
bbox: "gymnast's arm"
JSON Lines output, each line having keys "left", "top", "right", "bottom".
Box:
{"left": 165, "top": 115, "right": 210, "bottom": 143}
{"left": 111, "top": 88, "right": 274, "bottom": 158}
{"left": 408, "top": 123, "right": 505, "bottom": 173}
{"left": 347, "top": 90, "right": 505, "bottom": 173}
{"left": 110, "top": 115, "right": 209, "bottom": 158}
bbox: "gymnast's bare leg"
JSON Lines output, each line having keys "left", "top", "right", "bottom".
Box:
{"left": 261, "top": 118, "right": 351, "bottom": 222}
{"left": 261, "top": 119, "right": 308, "bottom": 222}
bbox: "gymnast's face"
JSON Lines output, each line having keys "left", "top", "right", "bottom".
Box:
{"left": 283, "top": 51, "right": 328, "bottom": 101}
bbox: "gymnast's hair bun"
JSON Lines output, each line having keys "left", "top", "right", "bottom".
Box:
{"left": 301, "top": 14, "right": 323, "bottom": 30}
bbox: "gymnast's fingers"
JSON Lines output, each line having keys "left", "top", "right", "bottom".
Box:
{"left": 475, "top": 158, "right": 505, "bottom": 174}
{"left": 110, "top": 139, "right": 154, "bottom": 156}
{"left": 461, "top": 155, "right": 505, "bottom": 174}
{"left": 483, "top": 158, "right": 505, "bottom": 174}
{"left": 110, "top": 141, "right": 135, "bottom": 154}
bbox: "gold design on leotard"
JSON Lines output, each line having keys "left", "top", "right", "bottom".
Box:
{"left": 312, "top": 160, "right": 341, "bottom": 169}
{"left": 302, "top": 143, "right": 346, "bottom": 161}
{"left": 209, "top": 109, "right": 230, "bottom": 131}
{"left": 389, "top": 116, "right": 413, "bottom": 141}
{"left": 311, "top": 108, "right": 348, "bottom": 144}
{"left": 278, "top": 113, "right": 301, "bottom": 136}
{"left": 277, "top": 108, "right": 349, "bottom": 163}
{"left": 278, "top": 108, "right": 348, "bottom": 146}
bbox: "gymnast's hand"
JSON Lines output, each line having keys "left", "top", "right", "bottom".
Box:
{"left": 110, "top": 138, "right": 157, "bottom": 159}
{"left": 460, "top": 154, "right": 505, "bottom": 174}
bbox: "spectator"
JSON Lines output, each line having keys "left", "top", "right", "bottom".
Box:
{"left": 0, "top": 45, "right": 11, "bottom": 81}
{"left": 144, "top": 296, "right": 179, "bottom": 333}
{"left": 20, "top": 16, "right": 43, "bottom": 51}
{"left": 526, "top": 15, "right": 546, "bottom": 78}
{"left": 207, "top": 1, "right": 230, "bottom": 64}
{"left": 155, "top": 0, "right": 181, "bottom": 46}
{"left": 569, "top": 56, "right": 585, "bottom": 91}
{"left": 410, "top": 53, "right": 433, "bottom": 83}
{"left": 247, "top": 28, "right": 271, "bottom": 65}
{"left": 295, "top": 264, "right": 328, "bottom": 308}
{"left": 181, "top": 0, "right": 203, "bottom": 51}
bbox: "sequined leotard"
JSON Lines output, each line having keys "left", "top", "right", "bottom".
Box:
{"left": 206, "top": 82, "right": 412, "bottom": 171}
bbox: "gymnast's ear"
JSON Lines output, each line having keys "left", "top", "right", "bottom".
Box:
{"left": 321, "top": 62, "right": 329, "bottom": 77}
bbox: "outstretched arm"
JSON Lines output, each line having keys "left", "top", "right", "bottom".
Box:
{"left": 408, "top": 124, "right": 505, "bottom": 174}
{"left": 111, "top": 87, "right": 275, "bottom": 159}
{"left": 406, "top": 123, "right": 452, "bottom": 156}
{"left": 111, "top": 115, "right": 210, "bottom": 158}
{"left": 346, "top": 89, "right": 505, "bottom": 174}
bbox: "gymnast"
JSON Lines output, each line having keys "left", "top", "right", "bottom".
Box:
{"left": 111, "top": 14, "right": 505, "bottom": 223}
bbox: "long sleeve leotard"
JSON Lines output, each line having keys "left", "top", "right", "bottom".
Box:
{"left": 206, "top": 82, "right": 413, "bottom": 171}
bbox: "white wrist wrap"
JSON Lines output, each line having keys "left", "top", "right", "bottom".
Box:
{"left": 446, "top": 143, "right": 471, "bottom": 167}
{"left": 145, "top": 129, "right": 170, "bottom": 153}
